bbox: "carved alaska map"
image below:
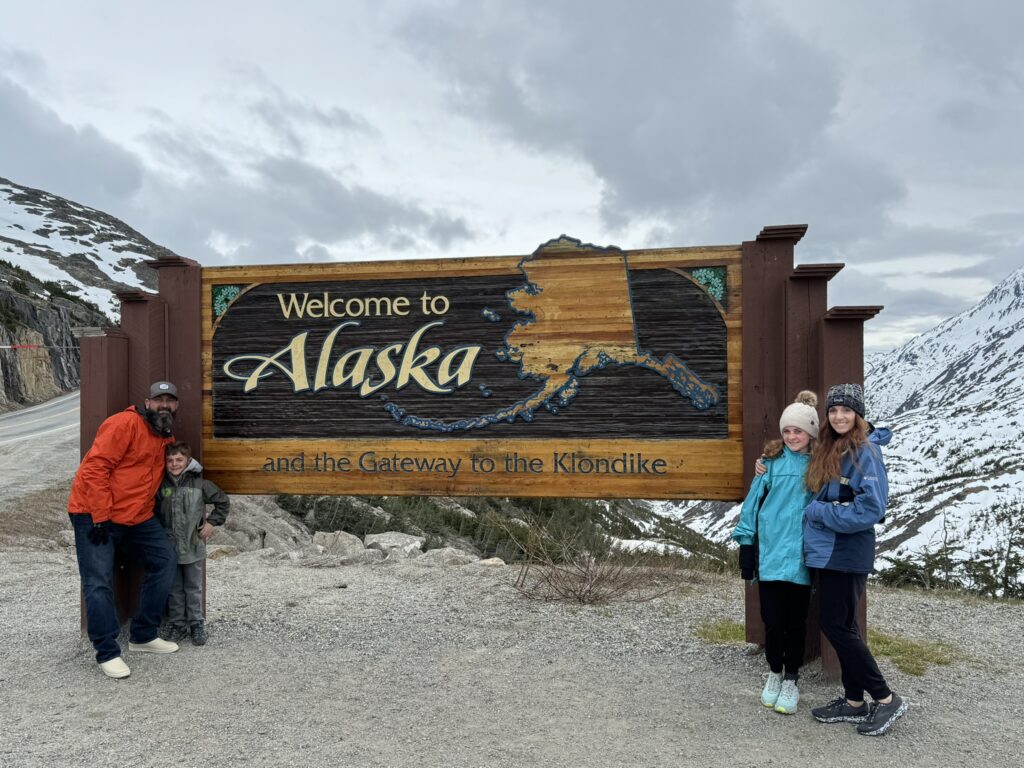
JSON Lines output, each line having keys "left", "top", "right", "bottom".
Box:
{"left": 385, "top": 238, "right": 721, "bottom": 432}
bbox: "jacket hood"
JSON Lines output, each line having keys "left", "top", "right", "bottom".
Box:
{"left": 868, "top": 426, "right": 892, "bottom": 447}
{"left": 183, "top": 457, "right": 204, "bottom": 476}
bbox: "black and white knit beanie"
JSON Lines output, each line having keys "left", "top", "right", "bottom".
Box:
{"left": 779, "top": 390, "right": 819, "bottom": 439}
{"left": 826, "top": 383, "right": 865, "bottom": 418}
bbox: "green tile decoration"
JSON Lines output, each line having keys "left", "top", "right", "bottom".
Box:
{"left": 690, "top": 267, "right": 726, "bottom": 305}
{"left": 212, "top": 284, "right": 243, "bottom": 319}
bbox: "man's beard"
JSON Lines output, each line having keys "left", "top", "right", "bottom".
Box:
{"left": 143, "top": 407, "right": 175, "bottom": 437}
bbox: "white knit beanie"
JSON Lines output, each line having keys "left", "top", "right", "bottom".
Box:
{"left": 779, "top": 390, "right": 819, "bottom": 439}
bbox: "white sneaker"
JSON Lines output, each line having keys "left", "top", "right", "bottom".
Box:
{"left": 99, "top": 656, "right": 131, "bottom": 678}
{"left": 774, "top": 678, "right": 800, "bottom": 714}
{"left": 128, "top": 637, "right": 179, "bottom": 654}
{"left": 761, "top": 671, "right": 783, "bottom": 707}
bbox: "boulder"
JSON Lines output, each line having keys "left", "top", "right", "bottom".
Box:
{"left": 207, "top": 545, "right": 240, "bottom": 560}
{"left": 360, "top": 548, "right": 386, "bottom": 564}
{"left": 312, "top": 530, "right": 365, "bottom": 558}
{"left": 435, "top": 498, "right": 477, "bottom": 519}
{"left": 364, "top": 531, "right": 425, "bottom": 558}
{"left": 473, "top": 557, "right": 507, "bottom": 567}
{"left": 416, "top": 547, "right": 480, "bottom": 567}
{"left": 211, "top": 495, "right": 313, "bottom": 554}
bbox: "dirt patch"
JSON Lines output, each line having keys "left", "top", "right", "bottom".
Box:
{"left": 0, "top": 478, "right": 73, "bottom": 548}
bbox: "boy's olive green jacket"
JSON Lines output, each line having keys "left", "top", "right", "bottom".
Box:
{"left": 155, "top": 458, "right": 230, "bottom": 565}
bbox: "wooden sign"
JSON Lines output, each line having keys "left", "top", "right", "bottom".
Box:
{"left": 201, "top": 236, "right": 743, "bottom": 498}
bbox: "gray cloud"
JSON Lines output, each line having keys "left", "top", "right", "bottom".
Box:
{"left": 828, "top": 265, "right": 980, "bottom": 353}
{"left": 248, "top": 81, "right": 377, "bottom": 156}
{"left": 1, "top": 72, "right": 470, "bottom": 265}
{"left": 401, "top": 1, "right": 845, "bottom": 229}
{"left": 0, "top": 47, "right": 47, "bottom": 83}
{"left": 0, "top": 75, "right": 143, "bottom": 211}
{"left": 398, "top": 0, "right": 1024, "bottom": 346}
{"left": 132, "top": 137, "right": 471, "bottom": 264}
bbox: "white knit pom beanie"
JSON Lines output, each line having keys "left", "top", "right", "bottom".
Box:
{"left": 779, "top": 390, "right": 819, "bottom": 439}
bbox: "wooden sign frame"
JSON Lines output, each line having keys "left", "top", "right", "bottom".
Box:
{"left": 76, "top": 223, "right": 886, "bottom": 679}
{"left": 200, "top": 238, "right": 744, "bottom": 499}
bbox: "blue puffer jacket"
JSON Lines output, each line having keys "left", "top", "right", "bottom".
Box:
{"left": 732, "top": 446, "right": 813, "bottom": 585}
{"left": 802, "top": 427, "right": 891, "bottom": 574}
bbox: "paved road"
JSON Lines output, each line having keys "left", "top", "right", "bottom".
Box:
{"left": 0, "top": 391, "right": 79, "bottom": 446}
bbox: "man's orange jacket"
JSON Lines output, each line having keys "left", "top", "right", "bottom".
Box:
{"left": 68, "top": 407, "right": 173, "bottom": 525}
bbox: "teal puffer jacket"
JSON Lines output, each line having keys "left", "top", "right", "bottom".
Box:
{"left": 731, "top": 446, "right": 812, "bottom": 585}
{"left": 155, "top": 459, "right": 230, "bottom": 565}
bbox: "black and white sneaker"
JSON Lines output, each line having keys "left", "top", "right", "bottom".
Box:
{"left": 856, "top": 694, "right": 907, "bottom": 736}
{"left": 190, "top": 622, "right": 208, "bottom": 646}
{"left": 811, "top": 697, "right": 870, "bottom": 723}
{"left": 164, "top": 625, "right": 188, "bottom": 643}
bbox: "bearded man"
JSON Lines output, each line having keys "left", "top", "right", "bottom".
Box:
{"left": 68, "top": 381, "right": 181, "bottom": 678}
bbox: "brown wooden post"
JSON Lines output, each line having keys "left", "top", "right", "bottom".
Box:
{"left": 738, "top": 228, "right": 883, "bottom": 682}
{"left": 150, "top": 255, "right": 203, "bottom": 459}
{"left": 75, "top": 328, "right": 128, "bottom": 456}
{"left": 75, "top": 326, "right": 130, "bottom": 633}
{"left": 820, "top": 307, "right": 883, "bottom": 390}
{"left": 740, "top": 225, "right": 806, "bottom": 645}
{"left": 786, "top": 264, "right": 843, "bottom": 664}
{"left": 104, "top": 290, "right": 168, "bottom": 624}
{"left": 150, "top": 254, "right": 205, "bottom": 611}
{"left": 787, "top": 264, "right": 844, "bottom": 397}
{"left": 816, "top": 305, "right": 883, "bottom": 676}
{"left": 115, "top": 290, "right": 167, "bottom": 404}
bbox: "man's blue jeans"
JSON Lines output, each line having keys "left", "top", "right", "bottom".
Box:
{"left": 69, "top": 514, "right": 177, "bottom": 663}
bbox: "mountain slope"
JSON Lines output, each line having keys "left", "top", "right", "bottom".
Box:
{"left": 0, "top": 176, "right": 171, "bottom": 410}
{"left": 657, "top": 267, "right": 1024, "bottom": 593}
{"left": 865, "top": 267, "right": 1024, "bottom": 591}
{"left": 1, "top": 176, "right": 164, "bottom": 320}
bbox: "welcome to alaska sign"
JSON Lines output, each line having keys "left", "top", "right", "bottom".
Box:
{"left": 201, "top": 236, "right": 743, "bottom": 498}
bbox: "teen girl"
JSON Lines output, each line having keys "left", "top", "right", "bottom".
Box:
{"left": 803, "top": 383, "right": 906, "bottom": 736}
{"left": 732, "top": 391, "right": 819, "bottom": 715}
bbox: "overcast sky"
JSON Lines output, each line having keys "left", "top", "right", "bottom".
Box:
{"left": 2, "top": 0, "right": 1022, "bottom": 351}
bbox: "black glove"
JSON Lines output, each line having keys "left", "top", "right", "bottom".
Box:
{"left": 739, "top": 544, "right": 756, "bottom": 581}
{"left": 88, "top": 521, "right": 112, "bottom": 546}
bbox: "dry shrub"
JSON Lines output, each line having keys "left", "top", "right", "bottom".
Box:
{"left": 498, "top": 516, "right": 683, "bottom": 605}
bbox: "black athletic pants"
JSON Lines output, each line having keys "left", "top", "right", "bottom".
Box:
{"left": 817, "top": 569, "right": 892, "bottom": 702}
{"left": 757, "top": 580, "right": 811, "bottom": 678}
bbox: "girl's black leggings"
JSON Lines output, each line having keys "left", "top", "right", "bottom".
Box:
{"left": 757, "top": 580, "right": 811, "bottom": 677}
{"left": 817, "top": 569, "right": 892, "bottom": 702}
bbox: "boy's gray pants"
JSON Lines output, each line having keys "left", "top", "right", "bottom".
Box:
{"left": 168, "top": 561, "right": 204, "bottom": 627}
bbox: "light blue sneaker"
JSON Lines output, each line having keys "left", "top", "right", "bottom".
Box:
{"left": 774, "top": 678, "right": 800, "bottom": 714}
{"left": 761, "top": 671, "right": 783, "bottom": 708}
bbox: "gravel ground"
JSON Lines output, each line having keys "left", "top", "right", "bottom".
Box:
{"left": 2, "top": 423, "right": 1021, "bottom": 766}
{"left": 1, "top": 545, "right": 1022, "bottom": 768}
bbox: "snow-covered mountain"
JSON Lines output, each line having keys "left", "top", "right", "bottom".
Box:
{"left": 655, "top": 268, "right": 1024, "bottom": 593}
{"left": 865, "top": 268, "right": 1023, "bottom": 591}
{"left": 0, "top": 176, "right": 171, "bottom": 410}
{"left": 1, "top": 176, "right": 165, "bottom": 320}
{"left": 2, "top": 174, "right": 1020, "bottom": 590}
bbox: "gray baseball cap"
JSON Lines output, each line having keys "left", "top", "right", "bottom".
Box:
{"left": 148, "top": 381, "right": 178, "bottom": 399}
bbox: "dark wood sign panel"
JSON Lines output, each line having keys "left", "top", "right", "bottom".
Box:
{"left": 202, "top": 237, "right": 743, "bottom": 498}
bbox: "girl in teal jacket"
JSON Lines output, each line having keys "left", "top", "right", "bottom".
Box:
{"left": 732, "top": 391, "right": 818, "bottom": 715}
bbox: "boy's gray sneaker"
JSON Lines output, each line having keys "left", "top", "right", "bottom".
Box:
{"left": 165, "top": 625, "right": 188, "bottom": 643}
{"left": 856, "top": 694, "right": 907, "bottom": 736}
{"left": 190, "top": 622, "right": 207, "bottom": 646}
{"left": 811, "top": 697, "right": 869, "bottom": 723}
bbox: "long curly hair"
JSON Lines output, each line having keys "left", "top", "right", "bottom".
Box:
{"left": 805, "top": 412, "right": 869, "bottom": 492}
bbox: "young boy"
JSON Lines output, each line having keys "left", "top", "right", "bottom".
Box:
{"left": 156, "top": 442, "right": 230, "bottom": 645}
